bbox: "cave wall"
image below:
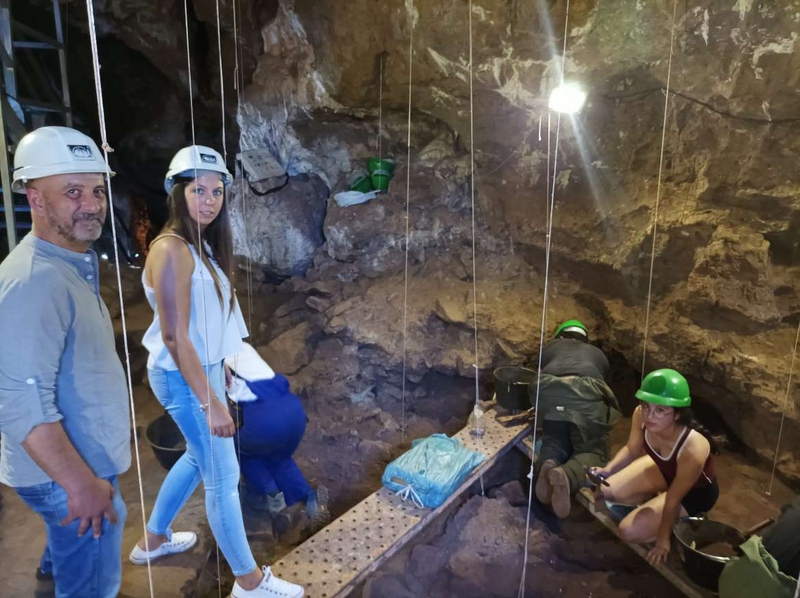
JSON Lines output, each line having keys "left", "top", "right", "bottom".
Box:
{"left": 71, "top": 0, "right": 800, "bottom": 480}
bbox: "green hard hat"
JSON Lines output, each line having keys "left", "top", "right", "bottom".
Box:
{"left": 636, "top": 368, "right": 691, "bottom": 408}
{"left": 554, "top": 319, "right": 588, "bottom": 338}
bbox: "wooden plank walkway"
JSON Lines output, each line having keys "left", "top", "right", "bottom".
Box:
{"left": 575, "top": 487, "right": 714, "bottom": 598}
{"left": 271, "top": 412, "right": 531, "bottom": 598}
{"left": 513, "top": 432, "right": 713, "bottom": 598}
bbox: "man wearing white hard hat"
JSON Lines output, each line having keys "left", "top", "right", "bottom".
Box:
{"left": 0, "top": 127, "right": 130, "bottom": 597}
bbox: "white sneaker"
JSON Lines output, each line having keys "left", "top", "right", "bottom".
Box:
{"left": 231, "top": 566, "right": 304, "bottom": 598}
{"left": 129, "top": 530, "right": 197, "bottom": 565}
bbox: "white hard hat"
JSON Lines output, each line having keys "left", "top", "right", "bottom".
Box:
{"left": 12, "top": 126, "right": 114, "bottom": 193}
{"left": 164, "top": 145, "right": 232, "bottom": 193}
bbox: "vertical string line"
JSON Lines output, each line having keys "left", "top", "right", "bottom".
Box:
{"left": 183, "top": 1, "right": 222, "bottom": 593}
{"left": 232, "top": 0, "right": 254, "bottom": 329}
{"left": 379, "top": 54, "right": 384, "bottom": 164}
{"left": 545, "top": 112, "right": 551, "bottom": 245}
{"left": 640, "top": 0, "right": 678, "bottom": 379}
{"left": 231, "top": 0, "right": 249, "bottom": 511}
{"left": 400, "top": 1, "right": 415, "bottom": 445}
{"left": 519, "top": 2, "right": 569, "bottom": 595}
{"left": 84, "top": 2, "right": 155, "bottom": 596}
{"left": 214, "top": 0, "right": 227, "bottom": 162}
{"left": 468, "top": 0, "right": 479, "bottom": 406}
{"left": 768, "top": 319, "right": 800, "bottom": 495}
{"left": 468, "top": 0, "right": 488, "bottom": 507}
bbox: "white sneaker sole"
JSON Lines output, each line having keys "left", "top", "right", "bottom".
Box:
{"left": 129, "top": 533, "right": 198, "bottom": 565}
{"left": 230, "top": 590, "right": 304, "bottom": 598}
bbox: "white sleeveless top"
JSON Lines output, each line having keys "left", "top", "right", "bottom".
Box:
{"left": 142, "top": 235, "right": 248, "bottom": 371}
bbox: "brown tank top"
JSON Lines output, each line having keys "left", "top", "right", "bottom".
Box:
{"left": 643, "top": 426, "right": 716, "bottom": 490}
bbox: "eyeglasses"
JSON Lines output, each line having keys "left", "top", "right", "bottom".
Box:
{"left": 639, "top": 401, "right": 673, "bottom": 419}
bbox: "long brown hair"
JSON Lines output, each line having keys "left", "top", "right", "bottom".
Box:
{"left": 675, "top": 408, "right": 720, "bottom": 455}
{"left": 163, "top": 176, "right": 235, "bottom": 310}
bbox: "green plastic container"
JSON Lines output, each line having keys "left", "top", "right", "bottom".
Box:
{"left": 371, "top": 169, "right": 392, "bottom": 192}
{"left": 368, "top": 157, "right": 394, "bottom": 175}
{"left": 350, "top": 174, "right": 373, "bottom": 193}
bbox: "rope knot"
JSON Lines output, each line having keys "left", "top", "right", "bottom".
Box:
{"left": 394, "top": 483, "right": 425, "bottom": 509}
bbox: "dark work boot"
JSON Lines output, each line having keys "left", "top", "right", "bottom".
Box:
{"left": 34, "top": 567, "right": 55, "bottom": 598}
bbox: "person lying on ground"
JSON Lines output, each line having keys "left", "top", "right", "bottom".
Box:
{"left": 533, "top": 319, "right": 621, "bottom": 519}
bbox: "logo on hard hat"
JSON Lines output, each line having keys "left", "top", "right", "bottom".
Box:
{"left": 199, "top": 153, "right": 218, "bottom": 164}
{"left": 68, "top": 145, "right": 95, "bottom": 161}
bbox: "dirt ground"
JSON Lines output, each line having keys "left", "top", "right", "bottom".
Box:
{"left": 352, "top": 424, "right": 797, "bottom": 598}
{"left": 0, "top": 378, "right": 796, "bottom": 597}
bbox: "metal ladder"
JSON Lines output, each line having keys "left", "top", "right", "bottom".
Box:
{"left": 0, "top": 0, "right": 72, "bottom": 255}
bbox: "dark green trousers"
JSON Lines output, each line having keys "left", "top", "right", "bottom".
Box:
{"left": 536, "top": 420, "right": 608, "bottom": 493}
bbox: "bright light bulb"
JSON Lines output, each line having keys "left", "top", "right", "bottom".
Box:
{"left": 548, "top": 82, "right": 587, "bottom": 115}
{"left": 100, "top": 253, "right": 109, "bottom": 260}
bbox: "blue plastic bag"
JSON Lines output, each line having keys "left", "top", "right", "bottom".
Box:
{"left": 381, "top": 434, "right": 487, "bottom": 509}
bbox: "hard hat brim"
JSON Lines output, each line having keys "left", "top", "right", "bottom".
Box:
{"left": 635, "top": 389, "right": 691, "bottom": 408}
{"left": 12, "top": 167, "right": 116, "bottom": 194}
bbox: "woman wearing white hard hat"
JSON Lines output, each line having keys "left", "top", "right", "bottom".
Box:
{"left": 129, "top": 146, "right": 303, "bottom": 598}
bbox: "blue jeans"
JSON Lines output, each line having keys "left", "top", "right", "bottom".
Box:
{"left": 16, "top": 476, "right": 126, "bottom": 598}
{"left": 146, "top": 363, "right": 257, "bottom": 576}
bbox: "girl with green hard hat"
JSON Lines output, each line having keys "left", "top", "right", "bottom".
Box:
{"left": 589, "top": 368, "right": 719, "bottom": 566}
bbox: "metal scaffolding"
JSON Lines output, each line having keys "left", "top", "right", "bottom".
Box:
{"left": 0, "top": 0, "right": 72, "bottom": 254}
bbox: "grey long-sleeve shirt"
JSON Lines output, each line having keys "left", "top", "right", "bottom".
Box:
{"left": 0, "top": 234, "right": 131, "bottom": 487}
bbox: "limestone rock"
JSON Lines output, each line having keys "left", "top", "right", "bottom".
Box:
{"left": 679, "top": 227, "right": 781, "bottom": 333}
{"left": 357, "top": 439, "right": 393, "bottom": 464}
{"left": 487, "top": 480, "right": 528, "bottom": 508}
{"left": 60, "top": 0, "right": 800, "bottom": 482}
{"left": 229, "top": 174, "right": 329, "bottom": 279}
{"left": 447, "top": 495, "right": 547, "bottom": 598}
{"left": 408, "top": 544, "right": 450, "bottom": 579}
{"left": 259, "top": 321, "right": 314, "bottom": 375}
{"left": 361, "top": 575, "right": 415, "bottom": 598}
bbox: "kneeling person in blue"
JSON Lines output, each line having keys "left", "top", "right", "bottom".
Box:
{"left": 226, "top": 344, "right": 330, "bottom": 530}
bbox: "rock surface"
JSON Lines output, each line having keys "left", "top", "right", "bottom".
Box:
{"left": 359, "top": 493, "right": 676, "bottom": 598}
{"left": 59, "top": 0, "right": 800, "bottom": 480}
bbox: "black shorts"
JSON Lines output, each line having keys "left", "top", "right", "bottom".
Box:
{"left": 681, "top": 479, "right": 719, "bottom": 516}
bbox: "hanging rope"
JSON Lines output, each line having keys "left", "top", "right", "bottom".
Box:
{"left": 400, "top": 1, "right": 415, "bottom": 445}
{"left": 640, "top": 0, "right": 678, "bottom": 379}
{"left": 230, "top": 0, "right": 255, "bottom": 331}
{"left": 378, "top": 54, "right": 384, "bottom": 165}
{"left": 767, "top": 319, "right": 800, "bottom": 496}
{"left": 230, "top": 0, "right": 251, "bottom": 514}
{"left": 214, "top": 0, "right": 227, "bottom": 162}
{"left": 182, "top": 0, "right": 223, "bottom": 593}
{"left": 545, "top": 112, "right": 551, "bottom": 236}
{"left": 468, "top": 0, "right": 480, "bottom": 408}
{"left": 83, "top": 2, "right": 155, "bottom": 596}
{"left": 518, "top": 2, "right": 570, "bottom": 596}
{"left": 467, "top": 0, "right": 489, "bottom": 508}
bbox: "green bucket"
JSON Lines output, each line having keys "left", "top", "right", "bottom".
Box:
{"left": 371, "top": 169, "right": 392, "bottom": 192}
{"left": 368, "top": 157, "right": 394, "bottom": 175}
{"left": 350, "top": 174, "right": 373, "bottom": 193}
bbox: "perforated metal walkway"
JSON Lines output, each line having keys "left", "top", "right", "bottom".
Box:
{"left": 271, "top": 412, "right": 530, "bottom": 598}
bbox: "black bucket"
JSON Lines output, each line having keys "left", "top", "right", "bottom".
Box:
{"left": 146, "top": 413, "right": 186, "bottom": 471}
{"left": 673, "top": 517, "right": 746, "bottom": 592}
{"left": 493, "top": 366, "right": 537, "bottom": 411}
